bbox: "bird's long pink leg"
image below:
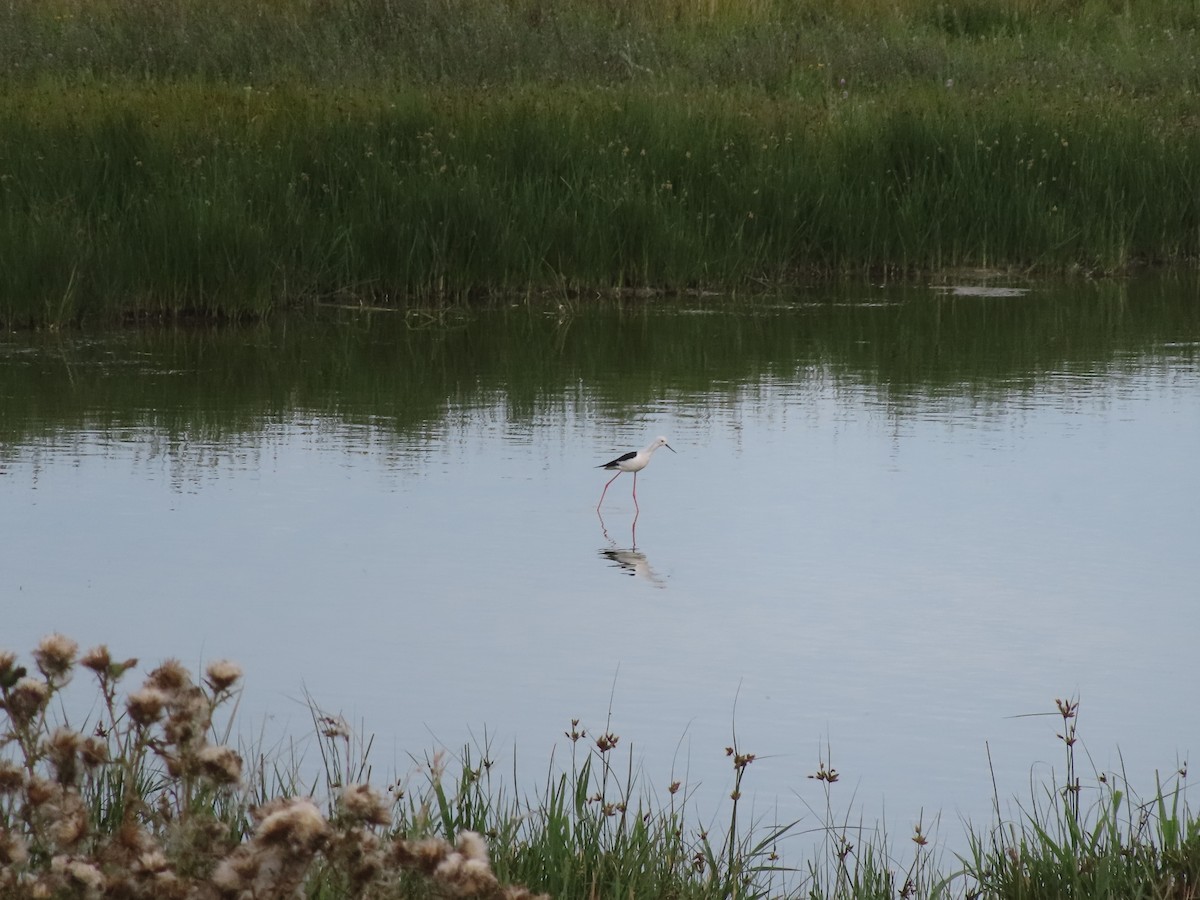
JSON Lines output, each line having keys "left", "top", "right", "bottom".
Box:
{"left": 597, "top": 471, "right": 622, "bottom": 510}
{"left": 632, "top": 471, "right": 639, "bottom": 510}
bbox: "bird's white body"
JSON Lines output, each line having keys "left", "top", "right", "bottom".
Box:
{"left": 596, "top": 436, "right": 675, "bottom": 509}
{"left": 598, "top": 436, "right": 673, "bottom": 474}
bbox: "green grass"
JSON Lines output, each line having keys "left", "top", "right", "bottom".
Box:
{"left": 1, "top": 0, "right": 1199, "bottom": 326}
{"left": 955, "top": 701, "right": 1200, "bottom": 899}
{"left": 4, "top": 0, "right": 1199, "bottom": 91}
{"left": 3, "top": 635, "right": 1199, "bottom": 899}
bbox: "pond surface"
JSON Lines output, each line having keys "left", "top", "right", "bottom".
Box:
{"left": 3, "top": 277, "right": 1199, "bottom": 854}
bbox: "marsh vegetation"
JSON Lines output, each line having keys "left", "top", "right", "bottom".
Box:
{"left": 1, "top": 0, "right": 1198, "bottom": 325}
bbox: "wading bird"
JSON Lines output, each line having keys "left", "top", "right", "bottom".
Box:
{"left": 596, "top": 436, "right": 675, "bottom": 510}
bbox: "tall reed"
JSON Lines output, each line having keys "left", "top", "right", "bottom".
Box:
{"left": 3, "top": 0, "right": 1199, "bottom": 88}
{"left": 3, "top": 83, "right": 1197, "bottom": 327}
{"left": 2, "top": 0, "right": 1199, "bottom": 324}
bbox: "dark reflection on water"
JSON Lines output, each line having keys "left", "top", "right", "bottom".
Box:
{"left": 2, "top": 276, "right": 1197, "bottom": 454}
{"left": 597, "top": 507, "right": 666, "bottom": 586}
{"left": 2, "top": 276, "right": 1199, "bottom": 848}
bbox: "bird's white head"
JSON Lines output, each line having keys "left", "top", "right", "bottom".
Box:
{"left": 649, "top": 436, "right": 676, "bottom": 454}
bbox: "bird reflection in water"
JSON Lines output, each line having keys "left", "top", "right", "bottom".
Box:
{"left": 596, "top": 508, "right": 666, "bottom": 588}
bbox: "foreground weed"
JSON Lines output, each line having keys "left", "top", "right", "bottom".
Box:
{"left": 6, "top": 635, "right": 1200, "bottom": 899}
{"left": 956, "top": 697, "right": 1199, "bottom": 900}
{"left": 0, "top": 636, "right": 544, "bottom": 899}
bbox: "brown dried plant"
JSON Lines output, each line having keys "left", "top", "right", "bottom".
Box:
{"left": 0, "top": 636, "right": 546, "bottom": 900}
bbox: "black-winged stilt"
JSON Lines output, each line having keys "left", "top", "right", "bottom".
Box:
{"left": 596, "top": 436, "right": 675, "bottom": 510}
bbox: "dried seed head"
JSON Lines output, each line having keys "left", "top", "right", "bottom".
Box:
{"left": 214, "top": 845, "right": 297, "bottom": 898}
{"left": 340, "top": 783, "right": 391, "bottom": 827}
{"left": 79, "top": 647, "right": 137, "bottom": 682}
{"left": 163, "top": 752, "right": 184, "bottom": 778}
{"left": 434, "top": 849, "right": 499, "bottom": 894}
{"left": 0, "top": 828, "right": 29, "bottom": 867}
{"left": 390, "top": 836, "right": 452, "bottom": 874}
{"left": 115, "top": 824, "right": 156, "bottom": 856}
{"left": 210, "top": 855, "right": 247, "bottom": 892}
{"left": 51, "top": 792, "right": 89, "bottom": 848}
{"left": 249, "top": 797, "right": 291, "bottom": 825}
{"left": 456, "top": 830, "right": 490, "bottom": 864}
{"left": 33, "top": 634, "right": 78, "bottom": 684}
{"left": 6, "top": 677, "right": 50, "bottom": 725}
{"left": 0, "top": 650, "right": 21, "bottom": 687}
{"left": 113, "top": 658, "right": 138, "bottom": 678}
{"left": 151, "top": 875, "right": 185, "bottom": 899}
{"left": 126, "top": 687, "right": 169, "bottom": 726}
{"left": 196, "top": 745, "right": 243, "bottom": 786}
{"left": 51, "top": 855, "right": 104, "bottom": 894}
{"left": 318, "top": 715, "right": 352, "bottom": 740}
{"left": 147, "top": 660, "right": 191, "bottom": 694}
{"left": 0, "top": 760, "right": 25, "bottom": 795}
{"left": 162, "top": 689, "right": 210, "bottom": 748}
{"left": 46, "top": 727, "right": 82, "bottom": 754}
{"left": 79, "top": 645, "right": 112, "bottom": 675}
{"left": 25, "top": 776, "right": 56, "bottom": 808}
{"left": 79, "top": 737, "right": 109, "bottom": 769}
{"left": 135, "top": 849, "right": 169, "bottom": 874}
{"left": 434, "top": 852, "right": 464, "bottom": 880}
{"left": 43, "top": 728, "right": 83, "bottom": 785}
{"left": 204, "top": 659, "right": 243, "bottom": 694}
{"left": 460, "top": 857, "right": 499, "bottom": 891}
{"left": 344, "top": 829, "right": 386, "bottom": 887}
{"left": 255, "top": 798, "right": 331, "bottom": 853}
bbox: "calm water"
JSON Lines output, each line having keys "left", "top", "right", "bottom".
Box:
{"left": 3, "top": 277, "right": 1199, "bottom": 853}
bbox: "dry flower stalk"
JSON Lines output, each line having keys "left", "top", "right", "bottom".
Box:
{"left": 2, "top": 635, "right": 548, "bottom": 900}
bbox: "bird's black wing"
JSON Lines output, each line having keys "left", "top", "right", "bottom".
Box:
{"left": 597, "top": 450, "right": 637, "bottom": 469}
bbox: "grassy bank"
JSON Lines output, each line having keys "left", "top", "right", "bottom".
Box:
{"left": 2, "top": 635, "right": 1199, "bottom": 899}
{"left": 4, "top": 0, "right": 1198, "bottom": 91}
{"left": 1, "top": 0, "right": 1199, "bottom": 325}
